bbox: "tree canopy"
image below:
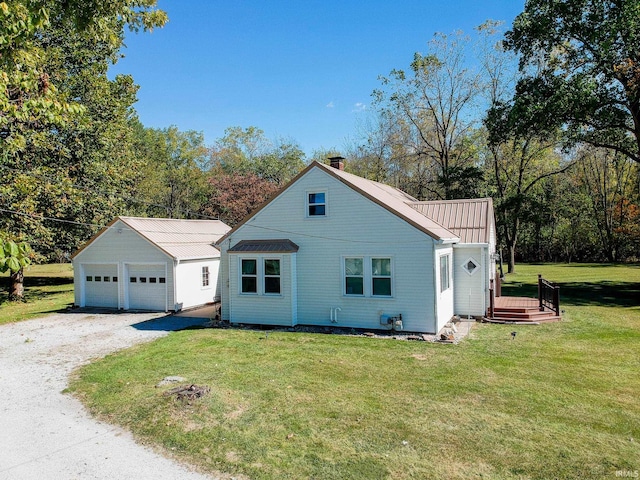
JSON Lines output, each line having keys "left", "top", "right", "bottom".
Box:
{"left": 0, "top": 0, "right": 166, "bottom": 261}
{"left": 504, "top": 0, "right": 640, "bottom": 163}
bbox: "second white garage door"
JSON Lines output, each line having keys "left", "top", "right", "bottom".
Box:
{"left": 127, "top": 264, "right": 167, "bottom": 311}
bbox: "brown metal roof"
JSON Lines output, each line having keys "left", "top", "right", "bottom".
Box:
{"left": 228, "top": 239, "right": 300, "bottom": 253}
{"left": 410, "top": 198, "right": 495, "bottom": 244}
{"left": 312, "top": 162, "right": 460, "bottom": 242}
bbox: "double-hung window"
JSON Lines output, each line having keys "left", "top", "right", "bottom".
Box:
{"left": 240, "top": 258, "right": 282, "bottom": 295}
{"left": 202, "top": 266, "right": 210, "bottom": 287}
{"left": 372, "top": 258, "right": 392, "bottom": 296}
{"left": 344, "top": 257, "right": 364, "bottom": 295}
{"left": 241, "top": 259, "right": 258, "bottom": 294}
{"left": 264, "top": 259, "right": 281, "bottom": 294}
{"left": 307, "top": 192, "right": 326, "bottom": 217}
{"left": 344, "top": 257, "right": 392, "bottom": 297}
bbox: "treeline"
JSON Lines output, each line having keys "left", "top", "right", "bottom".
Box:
{"left": 1, "top": 1, "right": 639, "bottom": 273}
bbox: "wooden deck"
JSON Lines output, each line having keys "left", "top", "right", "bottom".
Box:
{"left": 485, "top": 295, "right": 561, "bottom": 324}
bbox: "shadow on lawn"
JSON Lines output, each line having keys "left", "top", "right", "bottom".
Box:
{"left": 502, "top": 281, "right": 640, "bottom": 308}
{"left": 0, "top": 275, "right": 74, "bottom": 288}
{"left": 0, "top": 275, "right": 74, "bottom": 313}
{"left": 24, "top": 276, "right": 74, "bottom": 287}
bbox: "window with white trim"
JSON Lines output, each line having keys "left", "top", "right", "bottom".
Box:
{"left": 241, "top": 259, "right": 257, "bottom": 294}
{"left": 440, "top": 254, "right": 450, "bottom": 292}
{"left": 239, "top": 257, "right": 283, "bottom": 296}
{"left": 344, "top": 256, "right": 393, "bottom": 297}
{"left": 202, "top": 266, "right": 210, "bottom": 287}
{"left": 344, "top": 257, "right": 364, "bottom": 295}
{"left": 264, "top": 259, "right": 281, "bottom": 294}
{"left": 307, "top": 192, "right": 326, "bottom": 217}
{"left": 462, "top": 257, "right": 479, "bottom": 276}
{"left": 372, "top": 258, "right": 392, "bottom": 296}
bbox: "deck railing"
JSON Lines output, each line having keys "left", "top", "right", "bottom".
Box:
{"left": 538, "top": 274, "right": 560, "bottom": 316}
{"left": 489, "top": 279, "right": 495, "bottom": 319}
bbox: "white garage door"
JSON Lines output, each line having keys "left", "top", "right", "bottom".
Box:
{"left": 127, "top": 264, "right": 167, "bottom": 311}
{"left": 83, "top": 264, "right": 119, "bottom": 308}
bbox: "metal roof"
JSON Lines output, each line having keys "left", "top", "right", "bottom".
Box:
{"left": 228, "top": 239, "right": 300, "bottom": 253}
{"left": 313, "top": 162, "right": 460, "bottom": 242}
{"left": 116, "top": 217, "right": 231, "bottom": 260}
{"left": 409, "top": 198, "right": 495, "bottom": 244}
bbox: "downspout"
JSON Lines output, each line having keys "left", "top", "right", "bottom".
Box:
{"left": 432, "top": 243, "right": 439, "bottom": 333}
{"left": 173, "top": 258, "right": 179, "bottom": 311}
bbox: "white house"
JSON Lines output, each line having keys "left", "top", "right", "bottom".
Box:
{"left": 217, "top": 159, "right": 496, "bottom": 334}
{"left": 72, "top": 216, "right": 231, "bottom": 312}
{"left": 411, "top": 198, "right": 496, "bottom": 318}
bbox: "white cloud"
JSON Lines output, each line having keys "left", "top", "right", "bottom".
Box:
{"left": 352, "top": 102, "right": 367, "bottom": 112}
{"left": 326, "top": 101, "right": 335, "bottom": 108}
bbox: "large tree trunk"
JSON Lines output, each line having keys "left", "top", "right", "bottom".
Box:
{"left": 507, "top": 243, "right": 516, "bottom": 274}
{"left": 9, "top": 268, "right": 24, "bottom": 301}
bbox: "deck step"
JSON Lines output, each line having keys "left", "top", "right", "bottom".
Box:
{"left": 484, "top": 315, "right": 561, "bottom": 324}
{"left": 493, "top": 306, "right": 541, "bottom": 314}
{"left": 491, "top": 310, "right": 557, "bottom": 320}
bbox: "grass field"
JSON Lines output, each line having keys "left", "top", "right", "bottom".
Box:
{"left": 63, "top": 263, "right": 640, "bottom": 478}
{"left": 0, "top": 263, "right": 74, "bottom": 325}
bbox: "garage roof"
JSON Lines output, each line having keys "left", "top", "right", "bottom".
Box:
{"left": 72, "top": 216, "right": 231, "bottom": 261}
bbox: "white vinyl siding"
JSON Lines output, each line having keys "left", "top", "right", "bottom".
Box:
{"left": 220, "top": 167, "right": 440, "bottom": 333}
{"left": 453, "top": 245, "right": 488, "bottom": 317}
{"left": 73, "top": 219, "right": 222, "bottom": 312}
{"left": 175, "top": 259, "right": 220, "bottom": 308}
{"left": 228, "top": 253, "right": 295, "bottom": 326}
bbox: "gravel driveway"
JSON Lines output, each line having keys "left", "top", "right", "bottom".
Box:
{"left": 0, "top": 311, "right": 220, "bottom": 480}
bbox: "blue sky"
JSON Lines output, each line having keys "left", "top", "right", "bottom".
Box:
{"left": 111, "top": 0, "right": 525, "bottom": 156}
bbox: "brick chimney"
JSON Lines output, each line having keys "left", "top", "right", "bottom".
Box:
{"left": 328, "top": 156, "right": 345, "bottom": 171}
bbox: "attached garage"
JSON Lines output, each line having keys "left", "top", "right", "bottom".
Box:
{"left": 72, "top": 217, "right": 231, "bottom": 312}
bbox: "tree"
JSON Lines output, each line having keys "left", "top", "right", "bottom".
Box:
{"left": 577, "top": 147, "right": 640, "bottom": 261}
{"left": 0, "top": 238, "right": 32, "bottom": 300}
{"left": 209, "top": 127, "right": 306, "bottom": 186}
{"left": 482, "top": 20, "right": 575, "bottom": 272}
{"left": 0, "top": 1, "right": 166, "bottom": 260}
{"left": 200, "top": 173, "right": 280, "bottom": 227}
{"left": 0, "top": 0, "right": 166, "bottom": 154}
{"left": 505, "top": 0, "right": 640, "bottom": 163}
{"left": 133, "top": 124, "right": 209, "bottom": 218}
{"left": 371, "top": 31, "right": 484, "bottom": 200}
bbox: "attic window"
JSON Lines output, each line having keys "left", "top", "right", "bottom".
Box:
{"left": 462, "top": 258, "right": 479, "bottom": 276}
{"left": 307, "top": 192, "right": 326, "bottom": 217}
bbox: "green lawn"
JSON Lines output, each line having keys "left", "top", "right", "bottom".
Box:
{"left": 0, "top": 263, "right": 74, "bottom": 325}
{"left": 70, "top": 263, "right": 640, "bottom": 479}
